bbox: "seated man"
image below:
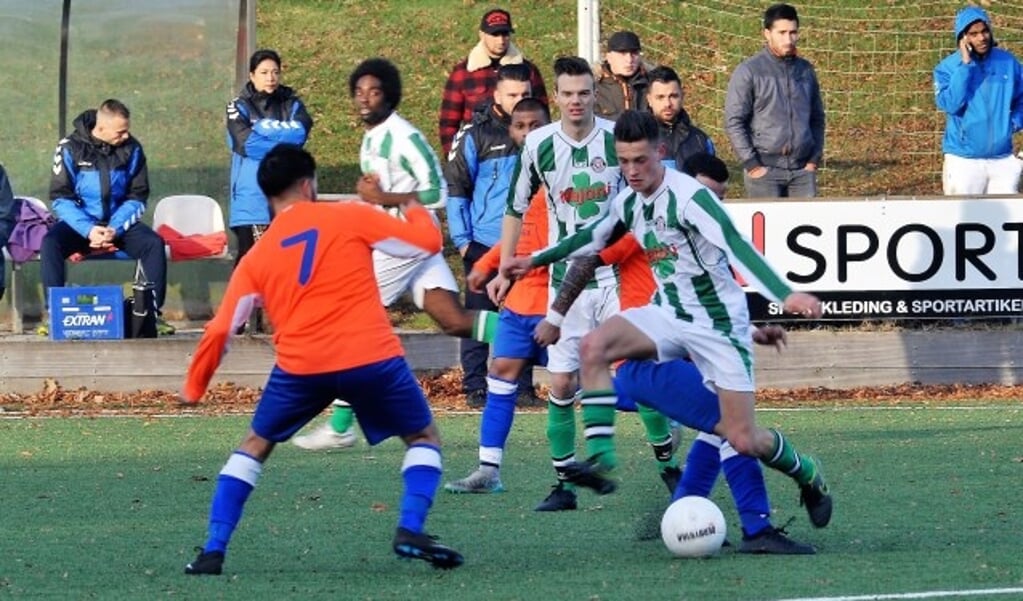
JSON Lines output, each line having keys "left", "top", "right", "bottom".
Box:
{"left": 0, "top": 164, "right": 14, "bottom": 302}
{"left": 40, "top": 99, "right": 172, "bottom": 336}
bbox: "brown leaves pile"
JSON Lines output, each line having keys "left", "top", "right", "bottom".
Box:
{"left": 1, "top": 372, "right": 1020, "bottom": 417}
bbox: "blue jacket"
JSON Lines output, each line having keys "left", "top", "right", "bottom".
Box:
{"left": 934, "top": 6, "right": 1023, "bottom": 159}
{"left": 227, "top": 83, "right": 312, "bottom": 227}
{"left": 49, "top": 110, "right": 149, "bottom": 238}
{"left": 443, "top": 102, "right": 517, "bottom": 249}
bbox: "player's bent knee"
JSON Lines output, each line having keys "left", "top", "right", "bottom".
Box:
{"left": 489, "top": 358, "right": 523, "bottom": 381}
{"left": 238, "top": 430, "right": 275, "bottom": 461}
{"left": 725, "top": 432, "right": 758, "bottom": 457}
{"left": 579, "top": 331, "right": 612, "bottom": 367}
{"left": 402, "top": 422, "right": 441, "bottom": 447}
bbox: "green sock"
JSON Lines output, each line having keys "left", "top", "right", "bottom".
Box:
{"left": 470, "top": 310, "right": 499, "bottom": 343}
{"left": 762, "top": 428, "right": 816, "bottom": 485}
{"left": 330, "top": 401, "right": 354, "bottom": 434}
{"left": 579, "top": 390, "right": 618, "bottom": 470}
{"left": 637, "top": 404, "right": 678, "bottom": 471}
{"left": 546, "top": 392, "right": 576, "bottom": 480}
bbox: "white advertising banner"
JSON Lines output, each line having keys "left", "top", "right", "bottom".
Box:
{"left": 726, "top": 197, "right": 1023, "bottom": 320}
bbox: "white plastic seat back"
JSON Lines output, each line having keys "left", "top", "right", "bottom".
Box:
{"left": 152, "top": 195, "right": 226, "bottom": 237}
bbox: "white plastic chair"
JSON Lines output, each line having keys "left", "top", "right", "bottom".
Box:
{"left": 152, "top": 195, "right": 230, "bottom": 259}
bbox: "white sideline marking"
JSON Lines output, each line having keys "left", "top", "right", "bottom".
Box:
{"left": 772, "top": 587, "right": 1023, "bottom": 601}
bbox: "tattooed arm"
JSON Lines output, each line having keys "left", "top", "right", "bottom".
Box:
{"left": 533, "top": 254, "right": 604, "bottom": 347}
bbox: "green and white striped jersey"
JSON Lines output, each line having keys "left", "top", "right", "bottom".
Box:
{"left": 507, "top": 117, "right": 622, "bottom": 288}
{"left": 360, "top": 112, "right": 446, "bottom": 208}
{"left": 532, "top": 168, "right": 793, "bottom": 326}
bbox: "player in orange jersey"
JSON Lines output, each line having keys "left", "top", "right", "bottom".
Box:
{"left": 182, "top": 145, "right": 463, "bottom": 575}
{"left": 442, "top": 98, "right": 551, "bottom": 495}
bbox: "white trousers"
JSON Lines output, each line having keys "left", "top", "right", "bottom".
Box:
{"left": 942, "top": 153, "right": 1022, "bottom": 195}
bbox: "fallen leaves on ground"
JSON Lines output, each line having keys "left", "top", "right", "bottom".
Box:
{"left": 1, "top": 371, "right": 1021, "bottom": 417}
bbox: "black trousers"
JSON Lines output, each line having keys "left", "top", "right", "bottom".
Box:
{"left": 460, "top": 241, "right": 535, "bottom": 395}
{"left": 232, "top": 224, "right": 267, "bottom": 267}
{"left": 41, "top": 221, "right": 167, "bottom": 310}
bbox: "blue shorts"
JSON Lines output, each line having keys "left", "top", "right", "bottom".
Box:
{"left": 492, "top": 308, "right": 547, "bottom": 366}
{"left": 252, "top": 356, "right": 432, "bottom": 446}
{"left": 613, "top": 359, "right": 721, "bottom": 434}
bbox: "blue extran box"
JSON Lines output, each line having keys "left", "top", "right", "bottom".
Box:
{"left": 48, "top": 286, "right": 124, "bottom": 341}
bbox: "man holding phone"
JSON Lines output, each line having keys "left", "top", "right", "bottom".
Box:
{"left": 934, "top": 5, "right": 1023, "bottom": 195}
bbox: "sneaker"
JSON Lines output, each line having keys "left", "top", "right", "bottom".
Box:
{"left": 156, "top": 318, "right": 176, "bottom": 336}
{"left": 184, "top": 547, "right": 224, "bottom": 575}
{"left": 393, "top": 527, "right": 463, "bottom": 569}
{"left": 739, "top": 526, "right": 816, "bottom": 555}
{"left": 562, "top": 456, "right": 617, "bottom": 495}
{"left": 465, "top": 390, "right": 487, "bottom": 409}
{"left": 36, "top": 323, "right": 49, "bottom": 337}
{"left": 444, "top": 468, "right": 505, "bottom": 494}
{"left": 292, "top": 423, "right": 358, "bottom": 451}
{"left": 799, "top": 459, "right": 833, "bottom": 528}
{"left": 534, "top": 482, "right": 577, "bottom": 512}
{"left": 659, "top": 466, "right": 682, "bottom": 496}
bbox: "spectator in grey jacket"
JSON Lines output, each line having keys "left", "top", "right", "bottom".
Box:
{"left": 725, "top": 3, "right": 824, "bottom": 197}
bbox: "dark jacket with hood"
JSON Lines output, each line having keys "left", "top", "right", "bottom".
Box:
{"left": 444, "top": 101, "right": 518, "bottom": 249}
{"left": 49, "top": 110, "right": 149, "bottom": 238}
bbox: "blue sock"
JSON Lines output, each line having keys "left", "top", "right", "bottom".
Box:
{"left": 399, "top": 444, "right": 442, "bottom": 533}
{"left": 721, "top": 441, "right": 772, "bottom": 537}
{"left": 676, "top": 435, "right": 721, "bottom": 501}
{"left": 478, "top": 376, "right": 517, "bottom": 467}
{"left": 204, "top": 452, "right": 262, "bottom": 554}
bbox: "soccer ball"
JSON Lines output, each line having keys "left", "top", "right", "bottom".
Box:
{"left": 660, "top": 496, "right": 727, "bottom": 558}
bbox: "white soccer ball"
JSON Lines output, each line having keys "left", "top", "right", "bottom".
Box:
{"left": 660, "top": 496, "right": 727, "bottom": 558}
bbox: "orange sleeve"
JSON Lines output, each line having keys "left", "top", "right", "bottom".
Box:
{"left": 475, "top": 243, "right": 501, "bottom": 274}
{"left": 599, "top": 232, "right": 643, "bottom": 266}
{"left": 357, "top": 203, "right": 442, "bottom": 256}
{"left": 502, "top": 189, "right": 550, "bottom": 316}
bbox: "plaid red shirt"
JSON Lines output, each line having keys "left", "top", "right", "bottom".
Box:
{"left": 439, "top": 57, "right": 547, "bottom": 156}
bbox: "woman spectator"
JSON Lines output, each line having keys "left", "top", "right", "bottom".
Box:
{"left": 226, "top": 49, "right": 313, "bottom": 264}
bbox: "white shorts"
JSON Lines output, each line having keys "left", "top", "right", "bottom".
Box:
{"left": 547, "top": 286, "right": 620, "bottom": 374}
{"left": 943, "top": 153, "right": 1022, "bottom": 195}
{"left": 620, "top": 304, "right": 755, "bottom": 392}
{"left": 373, "top": 251, "right": 459, "bottom": 309}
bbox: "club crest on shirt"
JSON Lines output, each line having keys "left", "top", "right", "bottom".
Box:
{"left": 590, "top": 157, "right": 606, "bottom": 173}
{"left": 655, "top": 216, "right": 667, "bottom": 233}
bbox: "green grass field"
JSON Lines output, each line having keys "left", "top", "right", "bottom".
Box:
{"left": 3, "top": 407, "right": 1022, "bottom": 600}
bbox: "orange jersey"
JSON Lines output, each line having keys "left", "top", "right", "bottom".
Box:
{"left": 183, "top": 200, "right": 441, "bottom": 401}
{"left": 599, "top": 234, "right": 656, "bottom": 310}
{"left": 476, "top": 190, "right": 549, "bottom": 316}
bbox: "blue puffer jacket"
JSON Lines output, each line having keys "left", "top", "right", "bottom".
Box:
{"left": 934, "top": 6, "right": 1023, "bottom": 159}
{"left": 49, "top": 110, "right": 149, "bottom": 238}
{"left": 443, "top": 102, "right": 518, "bottom": 249}
{"left": 226, "top": 83, "right": 312, "bottom": 227}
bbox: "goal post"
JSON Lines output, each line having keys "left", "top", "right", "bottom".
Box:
{"left": 577, "top": 0, "right": 601, "bottom": 63}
